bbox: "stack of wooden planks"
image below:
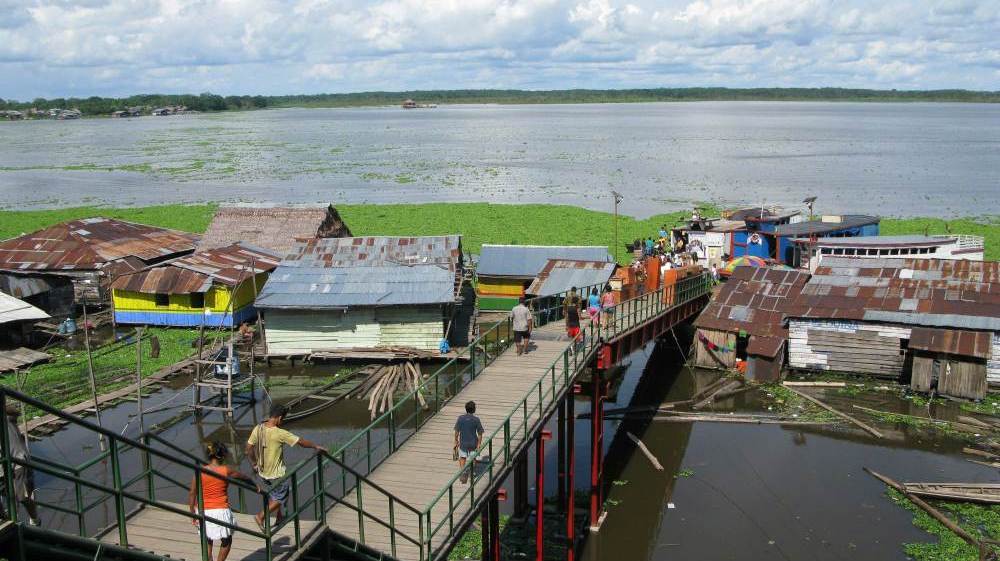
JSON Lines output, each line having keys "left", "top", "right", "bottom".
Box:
{"left": 344, "top": 361, "right": 428, "bottom": 419}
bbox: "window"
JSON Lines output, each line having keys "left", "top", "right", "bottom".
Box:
{"left": 834, "top": 248, "right": 844, "bottom": 255}
{"left": 845, "top": 249, "right": 856, "bottom": 255}
{"left": 890, "top": 249, "right": 900, "bottom": 255}
{"left": 154, "top": 293, "right": 169, "bottom": 307}
{"left": 880, "top": 249, "right": 889, "bottom": 255}
{"left": 190, "top": 293, "right": 205, "bottom": 309}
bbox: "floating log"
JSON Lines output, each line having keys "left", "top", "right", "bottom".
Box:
{"left": 784, "top": 387, "right": 884, "bottom": 438}
{"left": 865, "top": 468, "right": 981, "bottom": 548}
{"left": 626, "top": 432, "right": 663, "bottom": 471}
{"left": 963, "top": 448, "right": 999, "bottom": 460}
{"left": 853, "top": 405, "right": 989, "bottom": 435}
{"left": 693, "top": 380, "right": 743, "bottom": 410}
{"left": 782, "top": 381, "right": 847, "bottom": 388}
{"left": 652, "top": 415, "right": 834, "bottom": 426}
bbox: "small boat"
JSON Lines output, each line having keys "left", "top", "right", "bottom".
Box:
{"left": 282, "top": 375, "right": 369, "bottom": 422}
{"left": 902, "top": 482, "right": 1000, "bottom": 504}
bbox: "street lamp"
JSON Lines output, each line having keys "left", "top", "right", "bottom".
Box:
{"left": 611, "top": 191, "right": 623, "bottom": 263}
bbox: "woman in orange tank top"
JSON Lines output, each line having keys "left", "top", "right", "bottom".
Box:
{"left": 188, "top": 442, "right": 260, "bottom": 561}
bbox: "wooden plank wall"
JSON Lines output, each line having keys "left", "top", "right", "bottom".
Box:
{"left": 264, "top": 306, "right": 444, "bottom": 354}
{"left": 988, "top": 333, "right": 1000, "bottom": 386}
{"left": 938, "top": 358, "right": 988, "bottom": 400}
{"left": 788, "top": 320, "right": 909, "bottom": 377}
{"left": 693, "top": 329, "right": 735, "bottom": 370}
{"left": 911, "top": 355, "right": 935, "bottom": 393}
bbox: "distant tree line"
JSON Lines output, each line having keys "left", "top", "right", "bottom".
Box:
{"left": 2, "top": 88, "right": 998, "bottom": 115}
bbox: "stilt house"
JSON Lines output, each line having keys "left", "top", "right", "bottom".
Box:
{"left": 110, "top": 244, "right": 280, "bottom": 327}
{"left": 692, "top": 267, "right": 810, "bottom": 381}
{"left": 786, "top": 258, "right": 1000, "bottom": 399}
{"left": 255, "top": 236, "right": 464, "bottom": 355}
{"left": 476, "top": 245, "right": 612, "bottom": 311}
{"left": 197, "top": 204, "right": 352, "bottom": 256}
{"left": 0, "top": 218, "right": 198, "bottom": 311}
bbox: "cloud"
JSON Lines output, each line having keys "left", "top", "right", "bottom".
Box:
{"left": 1, "top": 0, "right": 997, "bottom": 100}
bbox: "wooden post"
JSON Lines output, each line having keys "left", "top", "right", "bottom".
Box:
{"left": 193, "top": 315, "right": 205, "bottom": 413}
{"left": 81, "top": 295, "right": 105, "bottom": 449}
{"left": 135, "top": 327, "right": 144, "bottom": 434}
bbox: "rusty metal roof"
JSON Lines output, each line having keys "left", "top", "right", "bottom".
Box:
{"left": 786, "top": 257, "right": 1000, "bottom": 331}
{"left": 908, "top": 327, "right": 993, "bottom": 359}
{"left": 111, "top": 243, "right": 279, "bottom": 294}
{"left": 526, "top": 260, "right": 616, "bottom": 297}
{"left": 280, "top": 236, "right": 462, "bottom": 270}
{"left": 198, "top": 205, "right": 352, "bottom": 256}
{"left": 694, "top": 266, "right": 810, "bottom": 338}
{"left": 747, "top": 336, "right": 785, "bottom": 358}
{"left": 0, "top": 217, "right": 198, "bottom": 272}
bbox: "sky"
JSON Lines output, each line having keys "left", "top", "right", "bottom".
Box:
{"left": 2, "top": 0, "right": 999, "bottom": 100}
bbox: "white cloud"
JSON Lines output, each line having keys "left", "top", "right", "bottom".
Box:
{"left": 0, "top": 0, "right": 997, "bottom": 99}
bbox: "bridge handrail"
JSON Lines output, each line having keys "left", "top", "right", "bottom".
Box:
{"left": 420, "top": 271, "right": 712, "bottom": 556}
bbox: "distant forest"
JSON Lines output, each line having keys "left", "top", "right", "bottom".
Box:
{"left": 3, "top": 87, "right": 999, "bottom": 115}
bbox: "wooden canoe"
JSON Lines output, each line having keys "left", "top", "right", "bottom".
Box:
{"left": 902, "top": 482, "right": 1000, "bottom": 504}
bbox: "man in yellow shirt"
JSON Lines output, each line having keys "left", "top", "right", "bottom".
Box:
{"left": 246, "top": 404, "right": 325, "bottom": 530}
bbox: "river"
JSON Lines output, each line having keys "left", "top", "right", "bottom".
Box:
{"left": 2, "top": 102, "right": 999, "bottom": 217}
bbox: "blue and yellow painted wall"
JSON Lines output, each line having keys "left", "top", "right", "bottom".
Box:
{"left": 112, "top": 273, "right": 268, "bottom": 327}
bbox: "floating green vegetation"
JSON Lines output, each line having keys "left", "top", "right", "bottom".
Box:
{"left": 675, "top": 468, "right": 695, "bottom": 478}
{"left": 882, "top": 216, "right": 1000, "bottom": 260}
{"left": 886, "top": 488, "right": 1000, "bottom": 561}
{"left": 360, "top": 171, "right": 391, "bottom": 181}
{"left": 759, "top": 384, "right": 840, "bottom": 423}
{"left": 961, "top": 394, "right": 1000, "bottom": 416}
{"left": 394, "top": 173, "right": 415, "bottom": 184}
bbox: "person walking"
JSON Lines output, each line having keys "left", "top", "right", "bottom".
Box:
{"left": 1, "top": 405, "right": 39, "bottom": 526}
{"left": 246, "top": 405, "right": 325, "bottom": 531}
{"left": 188, "top": 442, "right": 260, "bottom": 561}
{"left": 562, "top": 286, "right": 580, "bottom": 319}
{"left": 644, "top": 237, "right": 654, "bottom": 257}
{"left": 600, "top": 286, "right": 616, "bottom": 328}
{"left": 453, "top": 401, "right": 484, "bottom": 484}
{"left": 565, "top": 294, "right": 582, "bottom": 348}
{"left": 511, "top": 296, "right": 533, "bottom": 355}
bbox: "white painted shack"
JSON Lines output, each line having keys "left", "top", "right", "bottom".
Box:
{"left": 255, "top": 236, "right": 463, "bottom": 355}
{"left": 785, "top": 257, "right": 1000, "bottom": 398}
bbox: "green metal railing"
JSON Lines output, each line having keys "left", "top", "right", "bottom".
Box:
{"left": 0, "top": 273, "right": 710, "bottom": 561}
{"left": 418, "top": 272, "right": 711, "bottom": 559}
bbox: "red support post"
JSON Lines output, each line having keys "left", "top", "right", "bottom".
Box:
{"left": 537, "top": 429, "right": 552, "bottom": 561}
{"left": 589, "top": 372, "right": 604, "bottom": 528}
{"left": 567, "top": 387, "right": 578, "bottom": 561}
{"left": 490, "top": 491, "right": 503, "bottom": 561}
{"left": 481, "top": 506, "right": 490, "bottom": 561}
{"left": 557, "top": 400, "right": 566, "bottom": 514}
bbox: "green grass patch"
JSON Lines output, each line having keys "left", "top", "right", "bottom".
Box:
{"left": 961, "top": 394, "right": 1000, "bottom": 416}
{"left": 887, "top": 488, "right": 1000, "bottom": 560}
{"left": 0, "top": 204, "right": 217, "bottom": 239}
{"left": 760, "top": 384, "right": 840, "bottom": 422}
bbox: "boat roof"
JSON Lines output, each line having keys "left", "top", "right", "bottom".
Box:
{"left": 790, "top": 235, "right": 955, "bottom": 247}
{"left": 772, "top": 215, "right": 879, "bottom": 237}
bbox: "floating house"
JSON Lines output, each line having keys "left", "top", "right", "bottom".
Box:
{"left": 476, "top": 245, "right": 612, "bottom": 311}
{"left": 526, "top": 260, "right": 617, "bottom": 297}
{"left": 790, "top": 234, "right": 985, "bottom": 272}
{"left": 255, "top": 236, "right": 464, "bottom": 355}
{"left": 0, "top": 218, "right": 198, "bottom": 310}
{"left": 110, "top": 243, "right": 280, "bottom": 327}
{"left": 198, "top": 205, "right": 353, "bottom": 256}
{"left": 692, "top": 267, "right": 810, "bottom": 381}
{"left": 786, "top": 258, "right": 1000, "bottom": 399}
{"left": 670, "top": 217, "right": 746, "bottom": 267}
{"left": 733, "top": 214, "right": 880, "bottom": 266}
{"left": 0, "top": 291, "right": 49, "bottom": 347}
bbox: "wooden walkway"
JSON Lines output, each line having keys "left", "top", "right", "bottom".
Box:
{"left": 111, "top": 502, "right": 318, "bottom": 561}
{"left": 326, "top": 320, "right": 576, "bottom": 560}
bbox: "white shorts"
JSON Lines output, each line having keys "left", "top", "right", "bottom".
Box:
{"left": 203, "top": 508, "right": 234, "bottom": 541}
{"left": 458, "top": 448, "right": 477, "bottom": 460}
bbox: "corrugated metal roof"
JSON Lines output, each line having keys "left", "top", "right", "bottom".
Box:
{"left": 694, "top": 266, "right": 810, "bottom": 338}
{"left": 0, "top": 217, "right": 197, "bottom": 272}
{"left": 0, "top": 274, "right": 61, "bottom": 299}
{"left": 772, "top": 215, "right": 879, "bottom": 237}
{"left": 0, "top": 291, "right": 49, "bottom": 325}
{"left": 256, "top": 265, "right": 455, "bottom": 308}
{"left": 198, "top": 205, "right": 352, "bottom": 256}
{"left": 111, "top": 243, "right": 280, "bottom": 294}
{"left": 256, "top": 235, "right": 463, "bottom": 309}
{"left": 281, "top": 236, "right": 462, "bottom": 270}
{"left": 747, "top": 336, "right": 784, "bottom": 358}
{"left": 526, "top": 260, "right": 616, "bottom": 297}
{"left": 787, "top": 258, "right": 1000, "bottom": 331}
{"left": 908, "top": 327, "right": 992, "bottom": 359}
{"left": 477, "top": 245, "right": 611, "bottom": 278}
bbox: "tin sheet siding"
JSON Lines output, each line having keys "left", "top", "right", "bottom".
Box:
{"left": 989, "top": 333, "right": 1000, "bottom": 385}
{"left": 789, "top": 319, "right": 910, "bottom": 376}
{"left": 264, "top": 306, "right": 443, "bottom": 354}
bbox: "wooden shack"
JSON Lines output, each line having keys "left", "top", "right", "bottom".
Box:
{"left": 198, "top": 204, "right": 352, "bottom": 257}
{"left": 255, "top": 236, "right": 463, "bottom": 355}
{"left": 0, "top": 217, "right": 198, "bottom": 309}
{"left": 786, "top": 258, "right": 1000, "bottom": 400}
{"left": 908, "top": 328, "right": 992, "bottom": 400}
{"left": 692, "top": 266, "right": 809, "bottom": 380}
{"left": 476, "top": 245, "right": 611, "bottom": 311}
{"left": 110, "top": 244, "right": 279, "bottom": 327}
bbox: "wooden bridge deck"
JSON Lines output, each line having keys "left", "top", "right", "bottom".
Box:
{"left": 326, "top": 320, "right": 576, "bottom": 560}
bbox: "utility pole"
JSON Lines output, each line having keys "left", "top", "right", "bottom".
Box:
{"left": 135, "top": 326, "right": 144, "bottom": 434}
{"left": 611, "top": 191, "right": 623, "bottom": 263}
{"left": 81, "top": 289, "right": 106, "bottom": 450}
